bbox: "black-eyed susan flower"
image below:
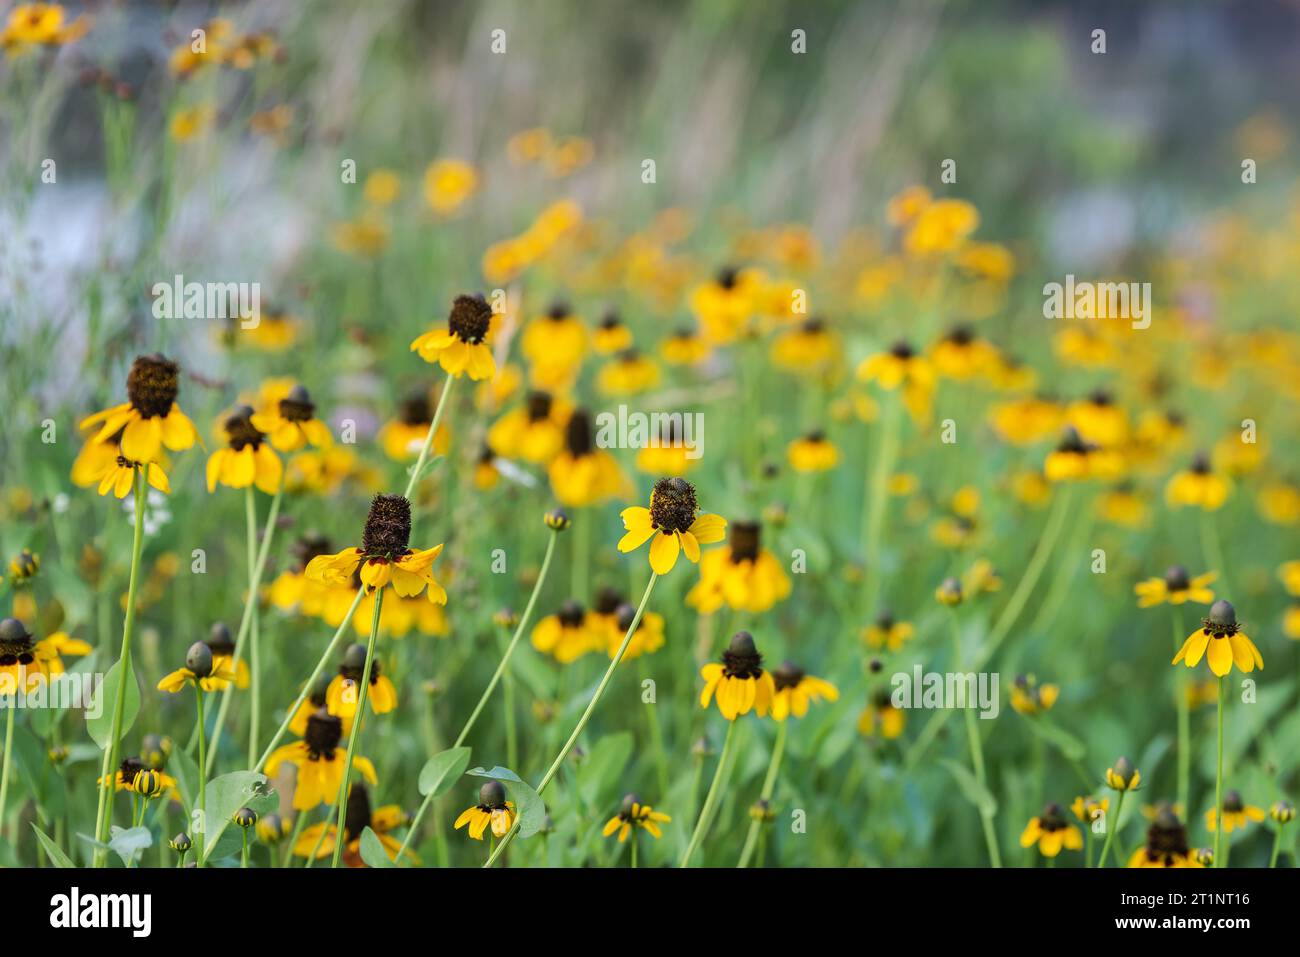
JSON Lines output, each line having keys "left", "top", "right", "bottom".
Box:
{"left": 686, "top": 520, "right": 790, "bottom": 615}
{"left": 326, "top": 643, "right": 398, "bottom": 721}
{"left": 1009, "top": 674, "right": 1059, "bottom": 716}
{"left": 634, "top": 418, "right": 699, "bottom": 476}
{"left": 608, "top": 602, "right": 665, "bottom": 661}
{"left": 1044, "top": 426, "right": 1123, "bottom": 482}
{"left": 1206, "top": 790, "right": 1266, "bottom": 833}
{"left": 257, "top": 813, "right": 292, "bottom": 846}
{"left": 660, "top": 325, "right": 712, "bottom": 366}
{"left": 856, "top": 340, "right": 935, "bottom": 422}
{"left": 860, "top": 608, "right": 915, "bottom": 651}
{"left": 1071, "top": 795, "right": 1109, "bottom": 826}
{"left": 140, "top": 733, "right": 173, "bottom": 771}
{"left": 1, "top": 3, "right": 87, "bottom": 50}
{"left": 206, "top": 405, "right": 283, "bottom": 494}
{"left": 0, "top": 618, "right": 49, "bottom": 694}
{"left": 769, "top": 662, "right": 839, "bottom": 721}
{"left": 1128, "top": 806, "right": 1202, "bottom": 868}
{"left": 1019, "top": 803, "right": 1083, "bottom": 858}
{"left": 699, "top": 631, "right": 776, "bottom": 720}
{"left": 961, "top": 558, "right": 1003, "bottom": 596}
{"left": 487, "top": 390, "right": 571, "bottom": 464}
{"left": 602, "top": 793, "right": 671, "bottom": 841}
{"left": 618, "top": 477, "right": 726, "bottom": 575}
{"left": 157, "top": 641, "right": 237, "bottom": 693}
{"left": 249, "top": 384, "right": 332, "bottom": 451}
{"left": 1065, "top": 390, "right": 1129, "bottom": 448}
{"left": 1172, "top": 599, "right": 1263, "bottom": 677}
{"left": 304, "top": 495, "right": 446, "bottom": 603}
{"left": 592, "top": 311, "right": 633, "bottom": 354}
{"left": 1105, "top": 756, "right": 1141, "bottom": 792}
{"left": 379, "top": 390, "right": 451, "bottom": 462}
{"left": 531, "top": 599, "right": 598, "bottom": 664}
{"left": 168, "top": 832, "right": 192, "bottom": 860}
{"left": 294, "top": 783, "right": 415, "bottom": 865}
{"left": 454, "top": 781, "right": 516, "bottom": 840}
{"left": 902, "top": 197, "right": 978, "bottom": 256}
{"left": 934, "top": 576, "right": 963, "bottom": 607}
{"left": 203, "top": 621, "right": 249, "bottom": 689}
{"left": 548, "top": 410, "right": 629, "bottom": 507}
{"left": 99, "top": 756, "right": 178, "bottom": 795}
{"left": 522, "top": 301, "right": 587, "bottom": 387}
{"left": 786, "top": 430, "right": 839, "bottom": 472}
{"left": 689, "top": 266, "right": 762, "bottom": 344}
{"left": 597, "top": 348, "right": 661, "bottom": 396}
{"left": 410, "top": 294, "right": 497, "bottom": 381}
{"left": 988, "top": 395, "right": 1064, "bottom": 446}
{"left": 1166, "top": 452, "right": 1231, "bottom": 511}
{"left": 1135, "top": 565, "right": 1216, "bottom": 608}
{"left": 423, "top": 158, "right": 478, "bottom": 215}
{"left": 288, "top": 675, "right": 334, "bottom": 738}
{"left": 81, "top": 354, "right": 198, "bottom": 465}
{"left": 1097, "top": 484, "right": 1150, "bottom": 528}
{"left": 929, "top": 325, "right": 998, "bottom": 381}
{"left": 32, "top": 630, "right": 91, "bottom": 675}
{"left": 264, "top": 709, "right": 377, "bottom": 811}
{"left": 1270, "top": 801, "right": 1295, "bottom": 826}
{"left": 770, "top": 317, "right": 838, "bottom": 376}
{"left": 858, "top": 692, "right": 905, "bottom": 739}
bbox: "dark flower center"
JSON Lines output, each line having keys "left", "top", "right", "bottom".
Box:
{"left": 557, "top": 600, "right": 586, "bottom": 628}
{"left": 448, "top": 294, "right": 493, "bottom": 344}
{"left": 546, "top": 301, "right": 571, "bottom": 320}
{"left": 648, "top": 477, "right": 698, "bottom": 534}
{"left": 344, "top": 783, "right": 373, "bottom": 842}
{"left": 729, "top": 521, "right": 761, "bottom": 564}
{"left": 1056, "top": 426, "right": 1091, "bottom": 454}
{"left": 279, "top": 385, "right": 315, "bottom": 422}
{"left": 721, "top": 632, "right": 764, "bottom": 679}
{"left": 565, "top": 410, "right": 594, "bottom": 457}
{"left": 1088, "top": 389, "right": 1113, "bottom": 407}
{"left": 361, "top": 494, "right": 412, "bottom": 558}
{"left": 399, "top": 393, "right": 431, "bottom": 426}
{"left": 223, "top": 406, "right": 265, "bottom": 451}
{"left": 772, "top": 661, "right": 804, "bottom": 691}
{"left": 1223, "top": 790, "right": 1244, "bottom": 813}
{"left": 126, "top": 354, "right": 180, "bottom": 418}
{"left": 1164, "top": 565, "right": 1190, "bottom": 591}
{"left": 593, "top": 586, "right": 623, "bottom": 616}
{"left": 599, "top": 312, "right": 622, "bottom": 331}
{"left": 802, "top": 317, "right": 825, "bottom": 334}
{"left": 890, "top": 340, "right": 914, "bottom": 359}
{"left": 1146, "top": 813, "right": 1191, "bottom": 862}
{"left": 341, "top": 658, "right": 382, "bottom": 685}
{"left": 1190, "top": 452, "right": 1211, "bottom": 475}
{"left": 292, "top": 533, "right": 334, "bottom": 571}
{"left": 946, "top": 325, "right": 974, "bottom": 346}
{"left": 615, "top": 602, "right": 642, "bottom": 633}
{"left": 1039, "top": 803, "right": 1067, "bottom": 831}
{"left": 304, "top": 710, "right": 343, "bottom": 757}
{"left": 119, "top": 757, "right": 146, "bottom": 784}
{"left": 526, "top": 391, "right": 553, "bottom": 422}
{"left": 716, "top": 267, "right": 738, "bottom": 290}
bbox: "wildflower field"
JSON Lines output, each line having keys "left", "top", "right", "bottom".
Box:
{"left": 1, "top": 0, "right": 1299, "bottom": 876}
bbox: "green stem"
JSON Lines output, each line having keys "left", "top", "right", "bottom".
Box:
{"left": 246, "top": 487, "right": 261, "bottom": 767}
{"left": 394, "top": 530, "right": 560, "bottom": 864}
{"left": 906, "top": 484, "right": 1074, "bottom": 769}
{"left": 952, "top": 612, "right": 1000, "bottom": 867}
{"left": 680, "top": 717, "right": 739, "bottom": 867}
{"left": 737, "top": 719, "right": 787, "bottom": 867}
{"left": 403, "top": 374, "right": 456, "bottom": 505}
{"left": 330, "top": 589, "right": 385, "bottom": 868}
{"left": 204, "top": 481, "right": 284, "bottom": 773}
{"left": 630, "top": 832, "right": 638, "bottom": 868}
{"left": 1214, "top": 675, "right": 1225, "bottom": 868}
{"left": 92, "top": 468, "right": 148, "bottom": 867}
{"left": 1269, "top": 827, "right": 1284, "bottom": 868}
{"left": 1097, "top": 790, "right": 1126, "bottom": 867}
{"left": 283, "top": 809, "right": 308, "bottom": 867}
{"left": 253, "top": 587, "right": 365, "bottom": 772}
{"left": 241, "top": 828, "right": 249, "bottom": 868}
{"left": 484, "top": 572, "right": 659, "bottom": 868}
{"left": 195, "top": 687, "right": 207, "bottom": 868}
{"left": 1173, "top": 609, "right": 1190, "bottom": 816}
{"left": 0, "top": 703, "right": 14, "bottom": 843}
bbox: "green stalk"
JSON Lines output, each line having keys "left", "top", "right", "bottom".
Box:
{"left": 195, "top": 687, "right": 207, "bottom": 868}
{"left": 1173, "top": 609, "right": 1190, "bottom": 816}
{"left": 330, "top": 589, "right": 385, "bottom": 868}
{"left": 1214, "top": 675, "right": 1225, "bottom": 867}
{"left": 737, "top": 718, "right": 787, "bottom": 867}
{"left": 403, "top": 374, "right": 456, "bottom": 506}
{"left": 0, "top": 703, "right": 15, "bottom": 844}
{"left": 204, "top": 480, "right": 284, "bottom": 773}
{"left": 246, "top": 487, "right": 261, "bottom": 766}
{"left": 394, "top": 530, "right": 560, "bottom": 864}
{"left": 1269, "top": 826, "right": 1284, "bottom": 868}
{"left": 680, "top": 717, "right": 739, "bottom": 867}
{"left": 484, "top": 572, "right": 660, "bottom": 868}
{"left": 92, "top": 468, "right": 148, "bottom": 867}
{"left": 283, "top": 809, "right": 309, "bottom": 867}
{"left": 906, "top": 484, "right": 1074, "bottom": 768}
{"left": 952, "top": 611, "right": 1000, "bottom": 867}
{"left": 1097, "top": 790, "right": 1126, "bottom": 867}
{"left": 253, "top": 587, "right": 365, "bottom": 772}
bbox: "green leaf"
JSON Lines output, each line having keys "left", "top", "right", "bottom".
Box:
{"left": 417, "top": 746, "right": 471, "bottom": 798}
{"left": 1026, "top": 716, "right": 1088, "bottom": 762}
{"left": 108, "top": 825, "right": 152, "bottom": 867}
{"left": 940, "top": 758, "right": 997, "bottom": 817}
{"left": 467, "top": 766, "right": 545, "bottom": 839}
{"left": 86, "top": 658, "right": 141, "bottom": 749}
{"left": 30, "top": 823, "right": 75, "bottom": 867}
{"left": 576, "top": 731, "right": 632, "bottom": 806}
{"left": 358, "top": 827, "right": 395, "bottom": 868}
{"left": 201, "top": 771, "right": 277, "bottom": 859}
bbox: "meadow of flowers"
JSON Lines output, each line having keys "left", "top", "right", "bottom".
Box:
{"left": 1, "top": 1, "right": 1299, "bottom": 874}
